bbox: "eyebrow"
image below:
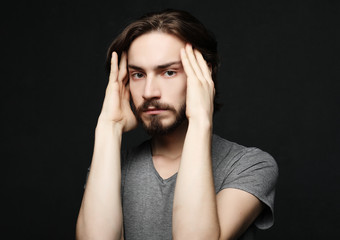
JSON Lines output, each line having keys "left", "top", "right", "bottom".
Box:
{"left": 128, "top": 61, "right": 182, "bottom": 71}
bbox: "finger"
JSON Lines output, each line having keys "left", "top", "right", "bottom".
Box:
{"left": 180, "top": 48, "right": 196, "bottom": 83}
{"left": 194, "top": 49, "right": 214, "bottom": 86}
{"left": 118, "top": 52, "right": 128, "bottom": 83}
{"left": 185, "top": 44, "right": 205, "bottom": 84}
{"left": 109, "top": 52, "right": 119, "bottom": 83}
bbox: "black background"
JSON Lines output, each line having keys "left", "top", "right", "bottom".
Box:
{"left": 2, "top": 0, "right": 339, "bottom": 239}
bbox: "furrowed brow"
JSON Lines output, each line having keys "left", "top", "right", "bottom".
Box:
{"left": 128, "top": 65, "right": 144, "bottom": 71}
{"left": 128, "top": 61, "right": 182, "bottom": 71}
{"left": 156, "top": 61, "right": 182, "bottom": 69}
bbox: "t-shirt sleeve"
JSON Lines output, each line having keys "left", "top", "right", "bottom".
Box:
{"left": 220, "top": 147, "right": 279, "bottom": 229}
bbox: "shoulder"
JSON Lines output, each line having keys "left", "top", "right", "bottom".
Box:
{"left": 212, "top": 134, "right": 278, "bottom": 176}
{"left": 212, "top": 134, "right": 279, "bottom": 229}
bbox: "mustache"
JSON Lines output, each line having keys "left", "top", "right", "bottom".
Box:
{"left": 135, "top": 100, "right": 176, "bottom": 115}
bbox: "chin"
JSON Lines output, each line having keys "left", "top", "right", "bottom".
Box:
{"left": 138, "top": 103, "right": 187, "bottom": 136}
{"left": 142, "top": 115, "right": 186, "bottom": 136}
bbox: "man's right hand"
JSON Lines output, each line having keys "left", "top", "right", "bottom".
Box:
{"left": 76, "top": 51, "right": 129, "bottom": 240}
{"left": 97, "top": 52, "right": 137, "bottom": 132}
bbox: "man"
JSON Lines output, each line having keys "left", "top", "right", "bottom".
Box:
{"left": 76, "top": 9, "right": 278, "bottom": 240}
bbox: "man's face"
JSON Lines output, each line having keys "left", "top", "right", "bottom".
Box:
{"left": 127, "top": 32, "right": 187, "bottom": 135}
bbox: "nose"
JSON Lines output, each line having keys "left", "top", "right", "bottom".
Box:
{"left": 142, "top": 75, "right": 161, "bottom": 100}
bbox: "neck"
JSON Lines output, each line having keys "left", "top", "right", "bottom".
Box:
{"left": 151, "top": 120, "right": 188, "bottom": 159}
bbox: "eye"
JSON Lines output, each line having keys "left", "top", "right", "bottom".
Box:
{"left": 131, "top": 72, "right": 145, "bottom": 80}
{"left": 164, "top": 70, "right": 176, "bottom": 78}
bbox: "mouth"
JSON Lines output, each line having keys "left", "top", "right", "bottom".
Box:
{"left": 143, "top": 107, "right": 167, "bottom": 115}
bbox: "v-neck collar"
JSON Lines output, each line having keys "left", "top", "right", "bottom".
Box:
{"left": 146, "top": 140, "right": 178, "bottom": 184}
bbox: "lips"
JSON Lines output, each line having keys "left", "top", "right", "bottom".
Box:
{"left": 144, "top": 107, "right": 167, "bottom": 115}
{"left": 136, "top": 100, "right": 175, "bottom": 117}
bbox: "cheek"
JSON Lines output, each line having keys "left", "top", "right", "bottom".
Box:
{"left": 165, "top": 79, "right": 187, "bottom": 103}
{"left": 130, "top": 80, "right": 143, "bottom": 94}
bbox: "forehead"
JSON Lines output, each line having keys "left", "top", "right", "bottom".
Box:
{"left": 127, "top": 32, "right": 185, "bottom": 68}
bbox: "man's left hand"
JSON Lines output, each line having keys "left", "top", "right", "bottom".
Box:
{"left": 180, "top": 44, "right": 215, "bottom": 125}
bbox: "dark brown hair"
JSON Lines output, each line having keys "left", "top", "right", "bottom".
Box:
{"left": 106, "top": 9, "right": 221, "bottom": 111}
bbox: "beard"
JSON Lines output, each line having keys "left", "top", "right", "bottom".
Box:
{"left": 133, "top": 99, "right": 187, "bottom": 136}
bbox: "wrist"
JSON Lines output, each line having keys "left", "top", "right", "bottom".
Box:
{"left": 95, "top": 120, "right": 124, "bottom": 137}
{"left": 188, "top": 117, "right": 213, "bottom": 131}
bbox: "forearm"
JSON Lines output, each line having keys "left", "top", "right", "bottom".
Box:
{"left": 172, "top": 120, "right": 220, "bottom": 240}
{"left": 76, "top": 122, "right": 123, "bottom": 240}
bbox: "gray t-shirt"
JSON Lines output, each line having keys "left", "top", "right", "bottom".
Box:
{"left": 120, "top": 134, "right": 278, "bottom": 240}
